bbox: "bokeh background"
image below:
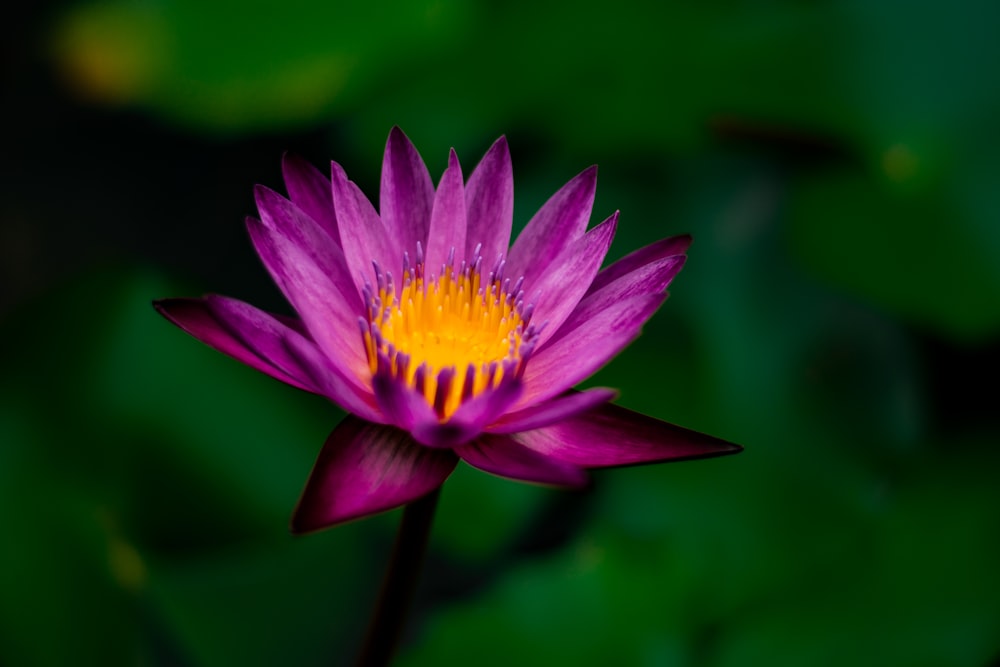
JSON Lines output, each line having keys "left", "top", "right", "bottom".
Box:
{"left": 3, "top": 1, "right": 1000, "bottom": 665}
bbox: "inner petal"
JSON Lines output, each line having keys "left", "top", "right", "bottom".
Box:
{"left": 362, "top": 245, "right": 538, "bottom": 420}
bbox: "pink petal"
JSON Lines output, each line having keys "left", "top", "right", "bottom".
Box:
{"left": 587, "top": 234, "right": 691, "bottom": 295}
{"left": 455, "top": 434, "right": 589, "bottom": 487}
{"left": 380, "top": 127, "right": 435, "bottom": 256}
{"left": 526, "top": 211, "right": 618, "bottom": 350}
{"left": 513, "top": 402, "right": 742, "bottom": 468}
{"left": 413, "top": 379, "right": 523, "bottom": 447}
{"left": 487, "top": 388, "right": 617, "bottom": 434}
{"left": 518, "top": 293, "right": 667, "bottom": 408}
{"left": 246, "top": 215, "right": 369, "bottom": 385}
{"left": 372, "top": 370, "right": 440, "bottom": 433}
{"left": 153, "top": 297, "right": 317, "bottom": 392}
{"left": 424, "top": 149, "right": 467, "bottom": 272}
{"left": 464, "top": 136, "right": 513, "bottom": 264}
{"left": 548, "top": 254, "right": 685, "bottom": 347}
{"left": 290, "top": 416, "right": 458, "bottom": 533}
{"left": 330, "top": 160, "right": 397, "bottom": 294}
{"left": 282, "top": 333, "right": 383, "bottom": 423}
{"left": 281, "top": 153, "right": 339, "bottom": 243}
{"left": 506, "top": 165, "right": 597, "bottom": 287}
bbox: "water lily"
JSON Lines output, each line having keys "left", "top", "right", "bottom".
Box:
{"left": 154, "top": 128, "right": 740, "bottom": 534}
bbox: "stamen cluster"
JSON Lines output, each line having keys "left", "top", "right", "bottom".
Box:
{"left": 361, "top": 243, "right": 540, "bottom": 419}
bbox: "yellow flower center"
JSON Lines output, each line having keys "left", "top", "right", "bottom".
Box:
{"left": 362, "top": 247, "right": 532, "bottom": 419}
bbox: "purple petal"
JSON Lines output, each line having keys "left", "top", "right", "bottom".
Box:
{"left": 456, "top": 434, "right": 589, "bottom": 487}
{"left": 330, "top": 160, "right": 398, "bottom": 293}
{"left": 526, "top": 212, "right": 618, "bottom": 349}
{"left": 518, "top": 292, "right": 667, "bottom": 408}
{"left": 282, "top": 333, "right": 383, "bottom": 423}
{"left": 380, "top": 127, "right": 435, "bottom": 256}
{"left": 413, "top": 379, "right": 524, "bottom": 447}
{"left": 281, "top": 153, "right": 339, "bottom": 242}
{"left": 246, "top": 214, "right": 369, "bottom": 385}
{"left": 153, "top": 297, "right": 317, "bottom": 392}
{"left": 464, "top": 136, "right": 513, "bottom": 264}
{"left": 487, "top": 388, "right": 617, "bottom": 434}
{"left": 290, "top": 416, "right": 458, "bottom": 533}
{"left": 513, "top": 402, "right": 742, "bottom": 468}
{"left": 548, "top": 254, "right": 685, "bottom": 347}
{"left": 424, "top": 149, "right": 467, "bottom": 273}
{"left": 506, "top": 165, "right": 597, "bottom": 287}
{"left": 372, "top": 370, "right": 439, "bottom": 433}
{"left": 588, "top": 234, "right": 691, "bottom": 295}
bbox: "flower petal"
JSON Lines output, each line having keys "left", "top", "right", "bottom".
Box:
{"left": 424, "top": 149, "right": 466, "bottom": 273}
{"left": 513, "top": 402, "right": 742, "bottom": 468}
{"left": 487, "top": 387, "right": 617, "bottom": 434}
{"left": 372, "top": 369, "right": 440, "bottom": 432}
{"left": 413, "top": 379, "right": 523, "bottom": 447}
{"left": 153, "top": 297, "right": 317, "bottom": 392}
{"left": 526, "top": 211, "right": 618, "bottom": 349}
{"left": 464, "top": 136, "right": 513, "bottom": 264}
{"left": 330, "top": 160, "right": 397, "bottom": 294}
{"left": 506, "top": 165, "right": 597, "bottom": 286}
{"left": 518, "top": 292, "right": 667, "bottom": 407}
{"left": 282, "top": 333, "right": 383, "bottom": 423}
{"left": 380, "top": 126, "right": 435, "bottom": 255}
{"left": 281, "top": 153, "right": 339, "bottom": 242}
{"left": 290, "top": 416, "right": 458, "bottom": 533}
{"left": 246, "top": 213, "right": 368, "bottom": 384}
{"left": 587, "top": 234, "right": 691, "bottom": 295}
{"left": 456, "top": 434, "right": 589, "bottom": 487}
{"left": 548, "top": 254, "right": 685, "bottom": 347}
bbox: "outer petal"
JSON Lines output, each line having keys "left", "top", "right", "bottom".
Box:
{"left": 506, "top": 165, "right": 597, "bottom": 287}
{"left": 548, "top": 254, "right": 685, "bottom": 347}
{"left": 246, "top": 214, "right": 369, "bottom": 384}
{"left": 424, "top": 149, "right": 466, "bottom": 273}
{"left": 487, "top": 388, "right": 617, "bottom": 434}
{"left": 380, "top": 127, "right": 435, "bottom": 255}
{"left": 281, "top": 153, "right": 339, "bottom": 242}
{"left": 330, "top": 160, "right": 397, "bottom": 294}
{"left": 290, "top": 416, "right": 458, "bottom": 533}
{"left": 513, "top": 402, "right": 742, "bottom": 468}
{"left": 464, "top": 136, "right": 513, "bottom": 264}
{"left": 518, "top": 292, "right": 667, "bottom": 407}
{"left": 526, "top": 212, "right": 618, "bottom": 349}
{"left": 282, "top": 333, "right": 384, "bottom": 423}
{"left": 455, "top": 434, "right": 589, "bottom": 487}
{"left": 153, "top": 297, "right": 318, "bottom": 393}
{"left": 588, "top": 234, "right": 691, "bottom": 295}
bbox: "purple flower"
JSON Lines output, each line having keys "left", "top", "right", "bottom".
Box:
{"left": 155, "top": 128, "right": 740, "bottom": 533}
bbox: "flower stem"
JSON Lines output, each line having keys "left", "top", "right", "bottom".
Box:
{"left": 356, "top": 488, "right": 441, "bottom": 667}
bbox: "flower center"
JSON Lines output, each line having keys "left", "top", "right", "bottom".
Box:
{"left": 361, "top": 245, "right": 536, "bottom": 419}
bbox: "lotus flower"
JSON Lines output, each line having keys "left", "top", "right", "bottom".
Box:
{"left": 154, "top": 128, "right": 740, "bottom": 533}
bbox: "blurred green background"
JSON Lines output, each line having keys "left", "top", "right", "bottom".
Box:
{"left": 3, "top": 0, "right": 999, "bottom": 665}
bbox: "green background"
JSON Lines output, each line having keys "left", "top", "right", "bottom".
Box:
{"left": 3, "top": 0, "right": 999, "bottom": 665}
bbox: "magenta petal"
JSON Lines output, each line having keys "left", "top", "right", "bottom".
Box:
{"left": 246, "top": 215, "right": 369, "bottom": 383}
{"left": 464, "top": 136, "right": 513, "bottom": 264}
{"left": 290, "top": 416, "right": 458, "bottom": 533}
{"left": 519, "top": 293, "right": 666, "bottom": 407}
{"left": 456, "top": 434, "right": 589, "bottom": 487}
{"left": 526, "top": 212, "right": 618, "bottom": 349}
{"left": 153, "top": 297, "right": 317, "bottom": 393}
{"left": 549, "top": 254, "right": 686, "bottom": 347}
{"left": 380, "top": 127, "right": 435, "bottom": 255}
{"left": 413, "top": 379, "right": 523, "bottom": 447}
{"left": 588, "top": 234, "right": 691, "bottom": 295}
{"left": 282, "top": 333, "right": 383, "bottom": 423}
{"left": 487, "top": 388, "right": 617, "bottom": 434}
{"left": 281, "top": 153, "right": 339, "bottom": 242}
{"left": 424, "top": 149, "right": 467, "bottom": 272}
{"left": 372, "top": 371, "right": 439, "bottom": 432}
{"left": 507, "top": 165, "right": 597, "bottom": 286}
{"left": 513, "top": 402, "right": 742, "bottom": 468}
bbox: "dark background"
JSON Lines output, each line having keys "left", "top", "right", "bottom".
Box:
{"left": 3, "top": 1, "right": 999, "bottom": 665}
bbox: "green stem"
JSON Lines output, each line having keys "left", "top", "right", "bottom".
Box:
{"left": 356, "top": 488, "right": 441, "bottom": 667}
